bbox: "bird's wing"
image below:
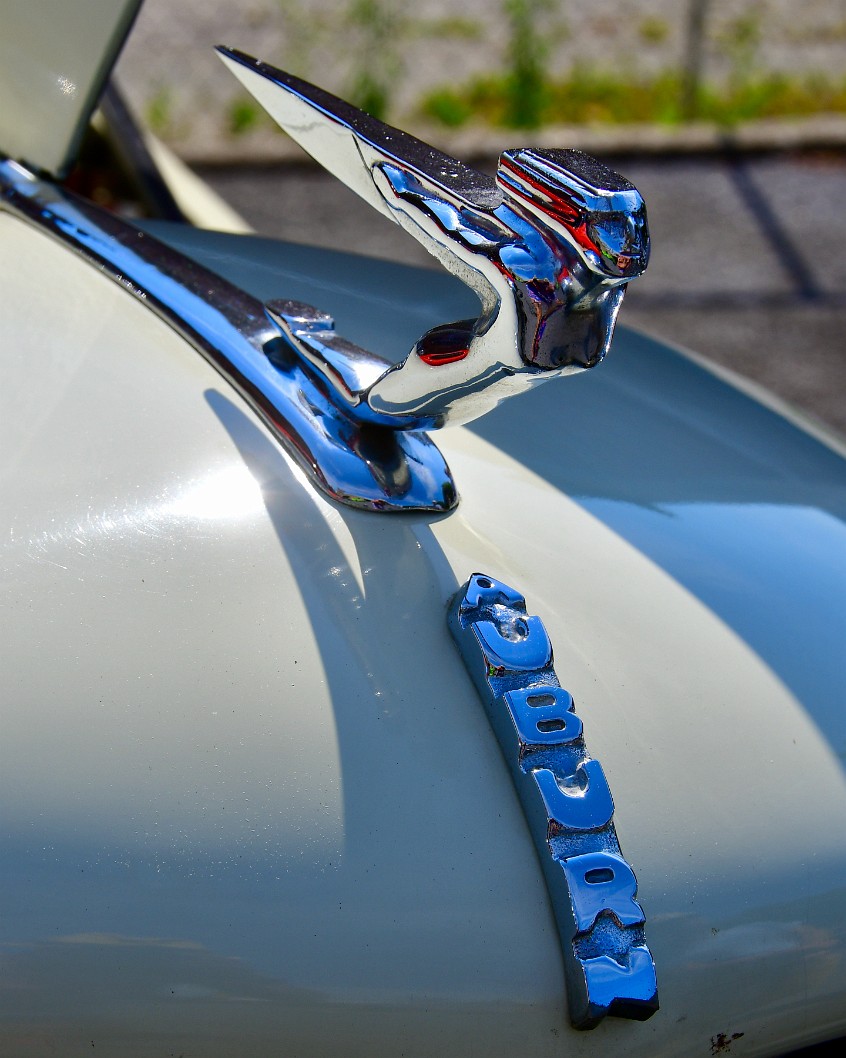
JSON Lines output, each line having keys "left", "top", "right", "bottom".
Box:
{"left": 216, "top": 47, "right": 504, "bottom": 223}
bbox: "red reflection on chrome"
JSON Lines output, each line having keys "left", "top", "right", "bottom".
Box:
{"left": 418, "top": 347, "right": 470, "bottom": 366}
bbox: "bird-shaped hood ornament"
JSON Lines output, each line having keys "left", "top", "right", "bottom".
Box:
{"left": 218, "top": 47, "right": 650, "bottom": 431}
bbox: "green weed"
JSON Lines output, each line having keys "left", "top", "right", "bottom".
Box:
{"left": 229, "top": 97, "right": 263, "bottom": 135}
{"left": 502, "top": 0, "right": 556, "bottom": 128}
{"left": 639, "top": 17, "right": 669, "bottom": 45}
{"left": 344, "top": 0, "right": 407, "bottom": 120}
{"left": 145, "top": 87, "right": 172, "bottom": 136}
{"left": 420, "top": 69, "right": 846, "bottom": 129}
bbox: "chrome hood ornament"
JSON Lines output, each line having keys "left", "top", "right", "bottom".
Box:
{"left": 219, "top": 49, "right": 650, "bottom": 431}
{"left": 1, "top": 56, "right": 649, "bottom": 516}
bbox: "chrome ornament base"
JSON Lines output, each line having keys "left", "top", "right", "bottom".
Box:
{"left": 0, "top": 158, "right": 457, "bottom": 514}
{"left": 449, "top": 574, "right": 658, "bottom": 1029}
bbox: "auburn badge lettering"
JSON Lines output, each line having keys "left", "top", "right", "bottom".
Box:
{"left": 448, "top": 573, "right": 658, "bottom": 1029}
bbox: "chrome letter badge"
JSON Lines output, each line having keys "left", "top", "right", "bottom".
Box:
{"left": 449, "top": 574, "right": 658, "bottom": 1029}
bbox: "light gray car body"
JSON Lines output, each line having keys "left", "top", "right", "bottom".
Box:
{"left": 1, "top": 2, "right": 846, "bottom": 1055}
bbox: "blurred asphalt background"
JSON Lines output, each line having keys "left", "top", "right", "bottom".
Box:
{"left": 198, "top": 151, "right": 846, "bottom": 436}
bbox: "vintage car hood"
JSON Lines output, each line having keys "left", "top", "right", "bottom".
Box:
{"left": 2, "top": 215, "right": 846, "bottom": 1056}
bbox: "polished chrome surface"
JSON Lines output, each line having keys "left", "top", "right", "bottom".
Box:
{"left": 219, "top": 48, "right": 649, "bottom": 431}
{"left": 449, "top": 573, "right": 658, "bottom": 1029}
{"left": 265, "top": 299, "right": 398, "bottom": 424}
{"left": 0, "top": 157, "right": 455, "bottom": 513}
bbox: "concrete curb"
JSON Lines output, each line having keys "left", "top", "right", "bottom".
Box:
{"left": 180, "top": 114, "right": 846, "bottom": 167}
